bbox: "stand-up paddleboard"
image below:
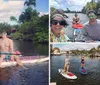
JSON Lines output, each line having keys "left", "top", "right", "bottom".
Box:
{"left": 79, "top": 68, "right": 87, "bottom": 74}
{"left": 72, "top": 23, "right": 83, "bottom": 29}
{"left": 0, "top": 57, "right": 49, "bottom": 68}
{"left": 59, "top": 69, "right": 77, "bottom": 79}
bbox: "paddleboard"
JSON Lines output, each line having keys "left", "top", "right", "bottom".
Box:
{"left": 72, "top": 23, "right": 83, "bottom": 29}
{"left": 59, "top": 69, "right": 77, "bottom": 79}
{"left": 79, "top": 68, "right": 87, "bottom": 74}
{"left": 0, "top": 57, "right": 49, "bottom": 68}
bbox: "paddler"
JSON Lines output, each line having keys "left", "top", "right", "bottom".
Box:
{"left": 0, "top": 31, "right": 23, "bottom": 67}
{"left": 72, "top": 13, "right": 80, "bottom": 24}
{"left": 80, "top": 56, "right": 85, "bottom": 69}
{"left": 63, "top": 56, "right": 70, "bottom": 74}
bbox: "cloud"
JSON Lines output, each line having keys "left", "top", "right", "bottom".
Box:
{"left": 39, "top": 12, "right": 48, "bottom": 17}
{"left": 50, "top": 0, "right": 92, "bottom": 11}
{"left": 0, "top": 0, "right": 24, "bottom": 24}
{"left": 53, "top": 43, "right": 100, "bottom": 51}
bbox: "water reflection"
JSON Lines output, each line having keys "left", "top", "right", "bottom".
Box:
{"left": 14, "top": 40, "right": 48, "bottom": 56}
{"left": 0, "top": 62, "right": 48, "bottom": 85}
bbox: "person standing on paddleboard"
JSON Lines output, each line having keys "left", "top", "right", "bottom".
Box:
{"left": 63, "top": 56, "right": 70, "bottom": 74}
{"left": 0, "top": 31, "right": 23, "bottom": 67}
{"left": 50, "top": 13, "right": 69, "bottom": 42}
{"left": 80, "top": 56, "right": 85, "bottom": 69}
{"left": 82, "top": 10, "right": 100, "bottom": 42}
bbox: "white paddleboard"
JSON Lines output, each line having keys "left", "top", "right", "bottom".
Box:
{"left": 0, "top": 57, "right": 49, "bottom": 68}
{"left": 59, "top": 69, "right": 77, "bottom": 79}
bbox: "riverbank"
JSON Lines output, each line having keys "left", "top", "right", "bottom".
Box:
{"left": 12, "top": 32, "right": 48, "bottom": 44}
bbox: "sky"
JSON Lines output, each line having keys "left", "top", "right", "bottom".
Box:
{"left": 0, "top": 0, "right": 49, "bottom": 25}
{"left": 50, "top": 0, "right": 97, "bottom": 11}
{"left": 53, "top": 43, "right": 100, "bottom": 51}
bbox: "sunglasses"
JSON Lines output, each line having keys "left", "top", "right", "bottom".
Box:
{"left": 88, "top": 13, "right": 96, "bottom": 19}
{"left": 51, "top": 20, "right": 67, "bottom": 26}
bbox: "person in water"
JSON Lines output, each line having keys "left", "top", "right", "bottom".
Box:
{"left": 72, "top": 13, "right": 80, "bottom": 24}
{"left": 80, "top": 56, "right": 85, "bottom": 69}
{"left": 63, "top": 56, "right": 70, "bottom": 74}
{"left": 0, "top": 31, "right": 23, "bottom": 67}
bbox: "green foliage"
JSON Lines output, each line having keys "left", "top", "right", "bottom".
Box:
{"left": 5, "top": 0, "right": 49, "bottom": 43}
{"left": 34, "top": 31, "right": 48, "bottom": 43}
{"left": 81, "top": 0, "right": 100, "bottom": 15}
{"left": 19, "top": 9, "right": 49, "bottom": 43}
{"left": 13, "top": 32, "right": 23, "bottom": 40}
{"left": 24, "top": 0, "right": 36, "bottom": 7}
{"left": 50, "top": 7, "right": 56, "bottom": 14}
{"left": 0, "top": 23, "right": 11, "bottom": 34}
{"left": 10, "top": 16, "right": 17, "bottom": 21}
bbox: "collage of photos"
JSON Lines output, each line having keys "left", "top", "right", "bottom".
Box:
{"left": 0, "top": 0, "right": 100, "bottom": 85}
{"left": 50, "top": 0, "right": 100, "bottom": 85}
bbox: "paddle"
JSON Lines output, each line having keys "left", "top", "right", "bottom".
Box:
{"left": 0, "top": 51, "right": 22, "bottom": 56}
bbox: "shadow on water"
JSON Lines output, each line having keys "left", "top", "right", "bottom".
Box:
{"left": 51, "top": 54, "right": 100, "bottom": 85}
{"left": 0, "top": 62, "right": 48, "bottom": 85}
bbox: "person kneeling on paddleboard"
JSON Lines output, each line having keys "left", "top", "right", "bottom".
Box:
{"left": 81, "top": 56, "right": 85, "bottom": 69}
{"left": 0, "top": 31, "right": 23, "bottom": 67}
{"left": 72, "top": 13, "right": 80, "bottom": 24}
{"left": 63, "top": 56, "right": 70, "bottom": 74}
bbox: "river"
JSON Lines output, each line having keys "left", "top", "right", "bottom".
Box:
{"left": 0, "top": 40, "right": 49, "bottom": 85}
{"left": 51, "top": 54, "right": 100, "bottom": 85}
{"left": 14, "top": 40, "right": 48, "bottom": 56}
{"left": 64, "top": 13, "right": 89, "bottom": 39}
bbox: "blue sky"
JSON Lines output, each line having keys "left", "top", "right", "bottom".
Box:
{"left": 0, "top": 0, "right": 49, "bottom": 25}
{"left": 50, "top": 0, "right": 97, "bottom": 11}
{"left": 36, "top": 0, "right": 49, "bottom": 12}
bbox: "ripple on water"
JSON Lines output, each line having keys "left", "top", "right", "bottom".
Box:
{"left": 0, "top": 62, "right": 48, "bottom": 85}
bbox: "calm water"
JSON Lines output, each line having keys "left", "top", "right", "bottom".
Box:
{"left": 0, "top": 62, "right": 48, "bottom": 85}
{"left": 14, "top": 40, "right": 48, "bottom": 56}
{"left": 51, "top": 54, "right": 100, "bottom": 85}
{"left": 0, "top": 40, "right": 49, "bottom": 85}
{"left": 64, "top": 13, "right": 88, "bottom": 39}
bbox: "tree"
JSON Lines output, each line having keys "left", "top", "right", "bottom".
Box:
{"left": 50, "top": 7, "right": 56, "bottom": 14}
{"left": 66, "top": 8, "right": 70, "bottom": 13}
{"left": 24, "top": 0, "right": 36, "bottom": 7}
{"left": 10, "top": 16, "right": 17, "bottom": 21}
{"left": 19, "top": 7, "right": 33, "bottom": 23}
